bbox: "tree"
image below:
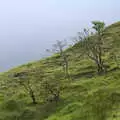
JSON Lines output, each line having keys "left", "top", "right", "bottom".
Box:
{"left": 78, "top": 21, "right": 107, "bottom": 74}
{"left": 47, "top": 40, "right": 70, "bottom": 79}
{"left": 13, "top": 68, "right": 44, "bottom": 104}
{"left": 42, "top": 70, "right": 63, "bottom": 103}
{"left": 43, "top": 80, "right": 60, "bottom": 103}
{"left": 92, "top": 21, "right": 106, "bottom": 73}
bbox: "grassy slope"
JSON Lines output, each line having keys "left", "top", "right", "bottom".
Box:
{"left": 0, "top": 22, "right": 120, "bottom": 120}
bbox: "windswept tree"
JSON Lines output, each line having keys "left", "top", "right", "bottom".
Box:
{"left": 12, "top": 68, "right": 44, "bottom": 104}
{"left": 47, "top": 40, "right": 70, "bottom": 79}
{"left": 77, "top": 21, "right": 107, "bottom": 74}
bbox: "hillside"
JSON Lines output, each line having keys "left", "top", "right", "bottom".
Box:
{"left": 0, "top": 21, "right": 120, "bottom": 120}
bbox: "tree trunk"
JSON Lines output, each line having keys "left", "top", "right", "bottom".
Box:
{"left": 97, "top": 60, "right": 105, "bottom": 74}
{"left": 97, "top": 46, "right": 106, "bottom": 74}
{"left": 28, "top": 87, "right": 37, "bottom": 104}
{"left": 53, "top": 91, "right": 60, "bottom": 103}
{"left": 63, "top": 56, "right": 71, "bottom": 80}
{"left": 54, "top": 94, "right": 59, "bottom": 103}
{"left": 30, "top": 90, "right": 37, "bottom": 104}
{"left": 64, "top": 57, "right": 69, "bottom": 77}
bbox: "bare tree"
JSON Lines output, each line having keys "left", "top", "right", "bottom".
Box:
{"left": 13, "top": 68, "right": 44, "bottom": 104}
{"left": 13, "top": 71, "right": 37, "bottom": 104}
{"left": 47, "top": 40, "right": 70, "bottom": 79}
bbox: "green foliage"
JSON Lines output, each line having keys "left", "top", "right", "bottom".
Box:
{"left": 92, "top": 21, "right": 105, "bottom": 33}
{"left": 0, "top": 21, "right": 120, "bottom": 120}
{"left": 77, "top": 21, "right": 108, "bottom": 74}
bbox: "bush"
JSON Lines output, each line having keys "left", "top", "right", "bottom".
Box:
{"left": 1, "top": 100, "right": 24, "bottom": 112}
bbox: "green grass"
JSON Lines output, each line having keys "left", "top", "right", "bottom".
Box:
{"left": 0, "top": 21, "right": 120, "bottom": 120}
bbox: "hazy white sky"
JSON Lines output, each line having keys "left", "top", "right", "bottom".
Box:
{"left": 0, "top": 0, "right": 120, "bottom": 71}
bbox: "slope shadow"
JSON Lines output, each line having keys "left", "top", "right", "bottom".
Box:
{"left": 72, "top": 70, "right": 95, "bottom": 79}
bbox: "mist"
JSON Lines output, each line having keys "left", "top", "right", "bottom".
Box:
{"left": 0, "top": 0, "right": 120, "bottom": 71}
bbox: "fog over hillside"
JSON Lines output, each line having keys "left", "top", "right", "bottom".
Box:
{"left": 0, "top": 0, "right": 120, "bottom": 71}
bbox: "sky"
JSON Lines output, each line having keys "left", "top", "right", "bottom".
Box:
{"left": 0, "top": 0, "right": 120, "bottom": 72}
